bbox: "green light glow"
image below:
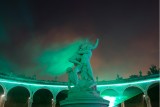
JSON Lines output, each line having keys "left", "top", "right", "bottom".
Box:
{"left": 37, "top": 40, "right": 82, "bottom": 75}
{"left": 0, "top": 77, "right": 159, "bottom": 88}
{"left": 102, "top": 96, "right": 116, "bottom": 107}
{"left": 100, "top": 78, "right": 160, "bottom": 106}
{"left": 101, "top": 89, "right": 123, "bottom": 106}
{"left": 0, "top": 77, "right": 159, "bottom": 106}
{"left": 0, "top": 79, "right": 67, "bottom": 88}
{"left": 98, "top": 78, "right": 160, "bottom": 87}
{"left": 102, "top": 93, "right": 143, "bottom": 106}
{"left": 100, "top": 80, "right": 156, "bottom": 106}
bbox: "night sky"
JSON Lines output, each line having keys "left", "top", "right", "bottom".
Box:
{"left": 0, "top": 0, "right": 159, "bottom": 81}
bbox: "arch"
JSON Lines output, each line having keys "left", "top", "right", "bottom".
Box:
{"left": 147, "top": 82, "right": 159, "bottom": 107}
{"left": 123, "top": 86, "right": 147, "bottom": 107}
{"left": 101, "top": 88, "right": 120, "bottom": 96}
{"left": 123, "top": 86, "right": 144, "bottom": 98}
{"left": 54, "top": 88, "right": 68, "bottom": 98}
{"left": 5, "top": 86, "right": 30, "bottom": 107}
{"left": 7, "top": 86, "right": 30, "bottom": 97}
{"left": 100, "top": 89, "right": 120, "bottom": 107}
{"left": 0, "top": 85, "right": 5, "bottom": 107}
{"left": 56, "top": 90, "right": 69, "bottom": 107}
{"left": 32, "top": 88, "right": 54, "bottom": 98}
{"left": 56, "top": 90, "right": 68, "bottom": 101}
{"left": 145, "top": 81, "right": 159, "bottom": 92}
{"left": 32, "top": 88, "right": 54, "bottom": 107}
{"left": 122, "top": 85, "right": 145, "bottom": 95}
{"left": 0, "top": 84, "right": 6, "bottom": 95}
{"left": 7, "top": 85, "right": 31, "bottom": 97}
{"left": 0, "top": 84, "right": 5, "bottom": 95}
{"left": 100, "top": 88, "right": 120, "bottom": 96}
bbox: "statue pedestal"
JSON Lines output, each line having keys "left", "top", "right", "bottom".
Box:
{"left": 60, "top": 89, "right": 109, "bottom": 107}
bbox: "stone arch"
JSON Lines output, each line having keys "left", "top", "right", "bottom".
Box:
{"left": 32, "top": 88, "right": 54, "bottom": 107}
{"left": 145, "top": 81, "right": 159, "bottom": 92}
{"left": 7, "top": 85, "right": 31, "bottom": 97}
{"left": 123, "top": 86, "right": 147, "bottom": 107}
{"left": 100, "top": 88, "right": 120, "bottom": 96}
{"left": 147, "top": 82, "right": 159, "bottom": 107}
{"left": 5, "top": 86, "right": 30, "bottom": 107}
{"left": 56, "top": 89, "right": 69, "bottom": 107}
{"left": 32, "top": 88, "right": 54, "bottom": 99}
{"left": 54, "top": 88, "right": 68, "bottom": 99}
{"left": 122, "top": 85, "right": 145, "bottom": 95}
{"left": 7, "top": 85, "right": 30, "bottom": 96}
{"left": 0, "top": 84, "right": 5, "bottom": 95}
{"left": 100, "top": 88, "right": 120, "bottom": 107}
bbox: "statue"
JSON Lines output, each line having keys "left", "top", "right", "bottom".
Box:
{"left": 78, "top": 38, "right": 99, "bottom": 81}
{"left": 68, "top": 38, "right": 99, "bottom": 90}
{"left": 68, "top": 44, "right": 83, "bottom": 74}
{"left": 61, "top": 38, "right": 109, "bottom": 107}
{"left": 66, "top": 67, "right": 79, "bottom": 89}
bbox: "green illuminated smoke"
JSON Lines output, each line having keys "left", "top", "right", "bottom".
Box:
{"left": 37, "top": 40, "right": 82, "bottom": 75}
{"left": 0, "top": 56, "right": 18, "bottom": 74}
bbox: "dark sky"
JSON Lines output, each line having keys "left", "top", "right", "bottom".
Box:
{"left": 0, "top": 0, "right": 159, "bottom": 81}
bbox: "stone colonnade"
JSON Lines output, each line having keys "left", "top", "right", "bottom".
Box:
{"left": 0, "top": 77, "right": 159, "bottom": 107}
{"left": 0, "top": 89, "right": 154, "bottom": 107}
{"left": 0, "top": 95, "right": 56, "bottom": 107}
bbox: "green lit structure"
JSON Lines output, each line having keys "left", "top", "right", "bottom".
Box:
{"left": 0, "top": 74, "right": 159, "bottom": 107}
{"left": 59, "top": 38, "right": 109, "bottom": 107}
{"left": 0, "top": 39, "right": 159, "bottom": 107}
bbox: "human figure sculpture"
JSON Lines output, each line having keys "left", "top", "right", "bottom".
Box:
{"left": 68, "top": 46, "right": 82, "bottom": 74}
{"left": 68, "top": 38, "right": 99, "bottom": 89}
{"left": 78, "top": 38, "right": 99, "bottom": 81}
{"left": 66, "top": 67, "right": 79, "bottom": 89}
{"left": 61, "top": 38, "right": 109, "bottom": 107}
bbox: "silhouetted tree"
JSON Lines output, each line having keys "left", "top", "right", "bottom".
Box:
{"left": 129, "top": 75, "right": 138, "bottom": 79}
{"left": 139, "top": 70, "right": 142, "bottom": 77}
{"left": 116, "top": 74, "right": 123, "bottom": 80}
{"left": 147, "top": 65, "right": 159, "bottom": 75}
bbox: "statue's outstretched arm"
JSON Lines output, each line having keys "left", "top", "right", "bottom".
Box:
{"left": 92, "top": 38, "right": 99, "bottom": 50}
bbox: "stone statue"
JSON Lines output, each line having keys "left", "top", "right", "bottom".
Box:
{"left": 66, "top": 67, "right": 79, "bottom": 89}
{"left": 78, "top": 38, "right": 99, "bottom": 81}
{"left": 68, "top": 45, "right": 82, "bottom": 74}
{"left": 61, "top": 38, "right": 109, "bottom": 107}
{"left": 68, "top": 38, "right": 99, "bottom": 90}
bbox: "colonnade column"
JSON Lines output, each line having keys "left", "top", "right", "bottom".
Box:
{"left": 0, "top": 94, "right": 7, "bottom": 107}
{"left": 121, "top": 102, "right": 125, "bottom": 107}
{"left": 28, "top": 97, "right": 33, "bottom": 107}
{"left": 144, "top": 94, "right": 152, "bottom": 107}
{"left": 52, "top": 99, "right": 56, "bottom": 107}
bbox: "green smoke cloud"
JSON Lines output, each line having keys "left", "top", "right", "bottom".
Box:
{"left": 37, "top": 40, "right": 82, "bottom": 75}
